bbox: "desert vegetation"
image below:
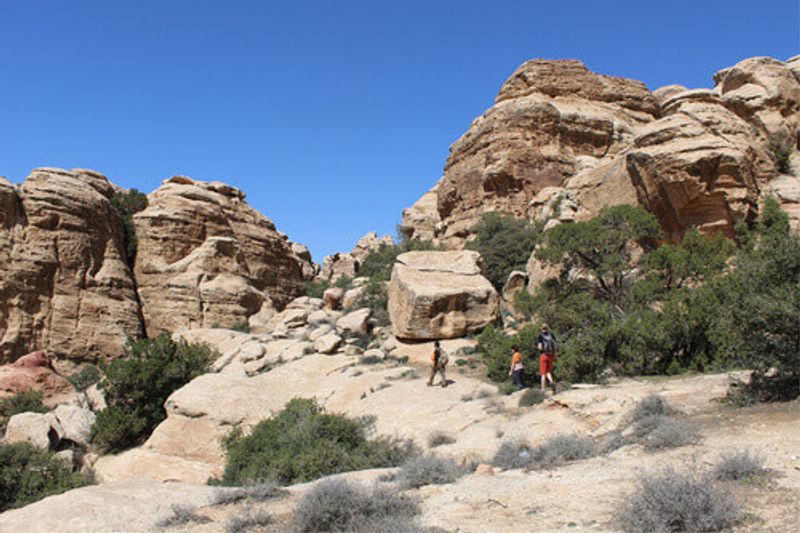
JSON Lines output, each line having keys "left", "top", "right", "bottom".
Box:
{"left": 109, "top": 188, "right": 148, "bottom": 265}
{"left": 91, "top": 333, "right": 215, "bottom": 452}
{"left": 216, "top": 398, "right": 418, "bottom": 486}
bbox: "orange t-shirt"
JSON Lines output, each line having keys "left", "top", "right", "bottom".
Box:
{"left": 511, "top": 351, "right": 523, "bottom": 370}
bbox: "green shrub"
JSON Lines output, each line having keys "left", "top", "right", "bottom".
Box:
{"left": 529, "top": 433, "right": 597, "bottom": 468}
{"left": 768, "top": 135, "right": 794, "bottom": 175}
{"left": 629, "top": 394, "right": 674, "bottom": 422}
{"left": 618, "top": 468, "right": 739, "bottom": 532}
{"left": 291, "top": 479, "right": 421, "bottom": 533}
{"left": 352, "top": 279, "right": 390, "bottom": 326}
{"left": 427, "top": 431, "right": 456, "bottom": 448}
{"left": 110, "top": 188, "right": 148, "bottom": 265}
{"left": 0, "top": 390, "right": 47, "bottom": 421}
{"left": 231, "top": 321, "right": 250, "bottom": 334}
{"left": 304, "top": 279, "right": 330, "bottom": 299}
{"left": 66, "top": 365, "right": 101, "bottom": 392}
{"left": 0, "top": 442, "right": 89, "bottom": 511}
{"left": 513, "top": 289, "right": 537, "bottom": 320}
{"left": 465, "top": 212, "right": 539, "bottom": 291}
{"left": 477, "top": 324, "right": 539, "bottom": 383}
{"left": 518, "top": 389, "right": 546, "bottom": 407}
{"left": 92, "top": 333, "right": 215, "bottom": 452}
{"left": 217, "top": 398, "right": 417, "bottom": 486}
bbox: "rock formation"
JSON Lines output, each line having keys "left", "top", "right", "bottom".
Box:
{"left": 0, "top": 169, "right": 142, "bottom": 363}
{"left": 402, "top": 56, "right": 800, "bottom": 246}
{"left": 387, "top": 251, "right": 499, "bottom": 340}
{"left": 319, "top": 232, "right": 394, "bottom": 283}
{"left": 133, "top": 176, "right": 310, "bottom": 336}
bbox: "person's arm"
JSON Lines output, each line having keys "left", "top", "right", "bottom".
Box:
{"left": 508, "top": 353, "right": 515, "bottom": 376}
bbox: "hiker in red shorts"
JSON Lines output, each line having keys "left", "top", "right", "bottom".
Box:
{"left": 538, "top": 323, "right": 557, "bottom": 392}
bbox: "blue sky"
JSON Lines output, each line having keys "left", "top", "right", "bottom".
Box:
{"left": 1, "top": 1, "right": 797, "bottom": 261}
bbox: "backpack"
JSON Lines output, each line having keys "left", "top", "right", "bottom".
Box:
{"left": 540, "top": 333, "right": 556, "bottom": 354}
{"left": 433, "top": 347, "right": 449, "bottom": 368}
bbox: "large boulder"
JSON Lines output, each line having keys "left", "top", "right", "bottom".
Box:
{"left": 319, "top": 232, "right": 394, "bottom": 283}
{"left": 3, "top": 412, "right": 58, "bottom": 449}
{"left": 50, "top": 404, "right": 95, "bottom": 447}
{"left": 388, "top": 251, "right": 499, "bottom": 340}
{"left": 0, "top": 169, "right": 142, "bottom": 362}
{"left": 133, "top": 176, "right": 308, "bottom": 335}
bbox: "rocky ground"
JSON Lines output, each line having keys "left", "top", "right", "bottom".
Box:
{"left": 2, "top": 347, "right": 797, "bottom": 532}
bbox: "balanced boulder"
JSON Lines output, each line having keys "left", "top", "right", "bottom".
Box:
{"left": 388, "top": 251, "right": 499, "bottom": 340}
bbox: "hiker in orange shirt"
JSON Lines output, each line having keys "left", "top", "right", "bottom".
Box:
{"left": 508, "top": 345, "right": 525, "bottom": 389}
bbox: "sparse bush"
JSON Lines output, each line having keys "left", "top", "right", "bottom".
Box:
{"left": 292, "top": 479, "right": 421, "bottom": 533}
{"left": 465, "top": 213, "right": 539, "bottom": 291}
{"left": 92, "top": 333, "right": 215, "bottom": 452}
{"left": 359, "top": 354, "right": 382, "bottom": 365}
{"left": 0, "top": 442, "right": 89, "bottom": 511}
{"left": 213, "top": 482, "right": 287, "bottom": 505}
{"left": 529, "top": 433, "right": 597, "bottom": 468}
{"left": 218, "top": 398, "right": 418, "bottom": 486}
{"left": 477, "top": 324, "right": 540, "bottom": 384}
{"left": 618, "top": 468, "right": 739, "bottom": 532}
{"left": 156, "top": 504, "right": 210, "bottom": 528}
{"left": 67, "top": 365, "right": 101, "bottom": 392}
{"left": 225, "top": 506, "right": 273, "bottom": 533}
{"left": 231, "top": 321, "right": 251, "bottom": 333}
{"left": 492, "top": 439, "right": 534, "bottom": 470}
{"left": 712, "top": 450, "right": 767, "bottom": 482}
{"left": 768, "top": 135, "right": 794, "bottom": 175}
{"left": 398, "top": 454, "right": 465, "bottom": 489}
{"left": 427, "top": 431, "right": 456, "bottom": 448}
{"left": 0, "top": 390, "right": 47, "bottom": 421}
{"left": 634, "top": 415, "right": 698, "bottom": 450}
{"left": 518, "top": 389, "right": 546, "bottom": 407}
{"left": 110, "top": 188, "right": 148, "bottom": 265}
{"left": 597, "top": 431, "right": 628, "bottom": 454}
{"left": 630, "top": 394, "right": 675, "bottom": 422}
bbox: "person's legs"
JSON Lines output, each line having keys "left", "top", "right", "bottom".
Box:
{"left": 439, "top": 366, "right": 447, "bottom": 387}
{"left": 539, "top": 354, "right": 548, "bottom": 391}
{"left": 513, "top": 369, "right": 524, "bottom": 389}
{"left": 428, "top": 366, "right": 436, "bottom": 386}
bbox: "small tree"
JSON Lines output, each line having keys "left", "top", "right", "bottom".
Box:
{"left": 465, "top": 213, "right": 539, "bottom": 291}
{"left": 536, "top": 205, "right": 661, "bottom": 309}
{"left": 110, "top": 188, "right": 148, "bottom": 266}
{"left": 92, "top": 333, "right": 214, "bottom": 452}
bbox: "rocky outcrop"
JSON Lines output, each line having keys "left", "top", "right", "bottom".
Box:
{"left": 627, "top": 90, "right": 775, "bottom": 239}
{"left": 0, "top": 352, "right": 74, "bottom": 406}
{"left": 388, "top": 251, "right": 499, "bottom": 340}
{"left": 319, "top": 232, "right": 394, "bottom": 283}
{"left": 0, "top": 169, "right": 142, "bottom": 363}
{"left": 402, "top": 56, "right": 800, "bottom": 247}
{"left": 404, "top": 60, "right": 657, "bottom": 247}
{"left": 133, "top": 176, "right": 309, "bottom": 336}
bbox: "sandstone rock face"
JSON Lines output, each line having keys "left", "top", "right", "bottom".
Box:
{"left": 627, "top": 90, "right": 775, "bottom": 239}
{"left": 402, "top": 56, "right": 800, "bottom": 248}
{"left": 133, "top": 177, "right": 307, "bottom": 335}
{"left": 0, "top": 169, "right": 142, "bottom": 363}
{"left": 51, "top": 404, "right": 95, "bottom": 447}
{"left": 336, "top": 308, "right": 371, "bottom": 336}
{"left": 388, "top": 251, "right": 499, "bottom": 340}
{"left": 404, "top": 60, "right": 657, "bottom": 248}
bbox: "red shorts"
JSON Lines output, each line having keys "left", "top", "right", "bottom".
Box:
{"left": 539, "top": 354, "right": 555, "bottom": 375}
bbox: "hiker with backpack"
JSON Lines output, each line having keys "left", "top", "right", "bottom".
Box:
{"left": 427, "top": 340, "right": 449, "bottom": 387}
{"left": 538, "top": 323, "right": 557, "bottom": 392}
{"left": 508, "top": 345, "right": 525, "bottom": 389}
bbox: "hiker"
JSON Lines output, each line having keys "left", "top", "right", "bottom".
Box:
{"left": 427, "top": 340, "right": 449, "bottom": 387}
{"left": 508, "top": 344, "right": 525, "bottom": 389}
{"left": 538, "top": 323, "right": 557, "bottom": 392}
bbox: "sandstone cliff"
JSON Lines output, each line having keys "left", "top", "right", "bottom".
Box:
{"left": 401, "top": 56, "right": 800, "bottom": 245}
{"left": 0, "top": 171, "right": 312, "bottom": 365}
{"left": 0, "top": 168, "right": 142, "bottom": 364}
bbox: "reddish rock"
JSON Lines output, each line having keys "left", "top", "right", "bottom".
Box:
{"left": 0, "top": 351, "right": 73, "bottom": 406}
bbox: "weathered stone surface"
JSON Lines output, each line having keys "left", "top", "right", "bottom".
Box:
{"left": 403, "top": 60, "right": 656, "bottom": 248}
{"left": 323, "top": 287, "right": 344, "bottom": 310}
{"left": 319, "top": 232, "right": 393, "bottom": 282}
{"left": 51, "top": 404, "right": 95, "bottom": 447}
{"left": 501, "top": 270, "right": 528, "bottom": 303}
{"left": 342, "top": 286, "right": 366, "bottom": 309}
{"left": 0, "top": 352, "right": 74, "bottom": 406}
{"left": 133, "top": 176, "right": 306, "bottom": 336}
{"left": 399, "top": 185, "right": 442, "bottom": 242}
{"left": 313, "top": 333, "right": 342, "bottom": 354}
{"left": 627, "top": 90, "right": 775, "bottom": 240}
{"left": 0, "top": 168, "right": 142, "bottom": 363}
{"left": 3, "top": 412, "right": 57, "bottom": 449}
{"left": 714, "top": 56, "right": 800, "bottom": 140}
{"left": 336, "top": 308, "right": 371, "bottom": 336}
{"left": 388, "top": 251, "right": 499, "bottom": 340}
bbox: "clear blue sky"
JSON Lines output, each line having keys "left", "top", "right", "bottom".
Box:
{"left": 1, "top": 1, "right": 797, "bottom": 261}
